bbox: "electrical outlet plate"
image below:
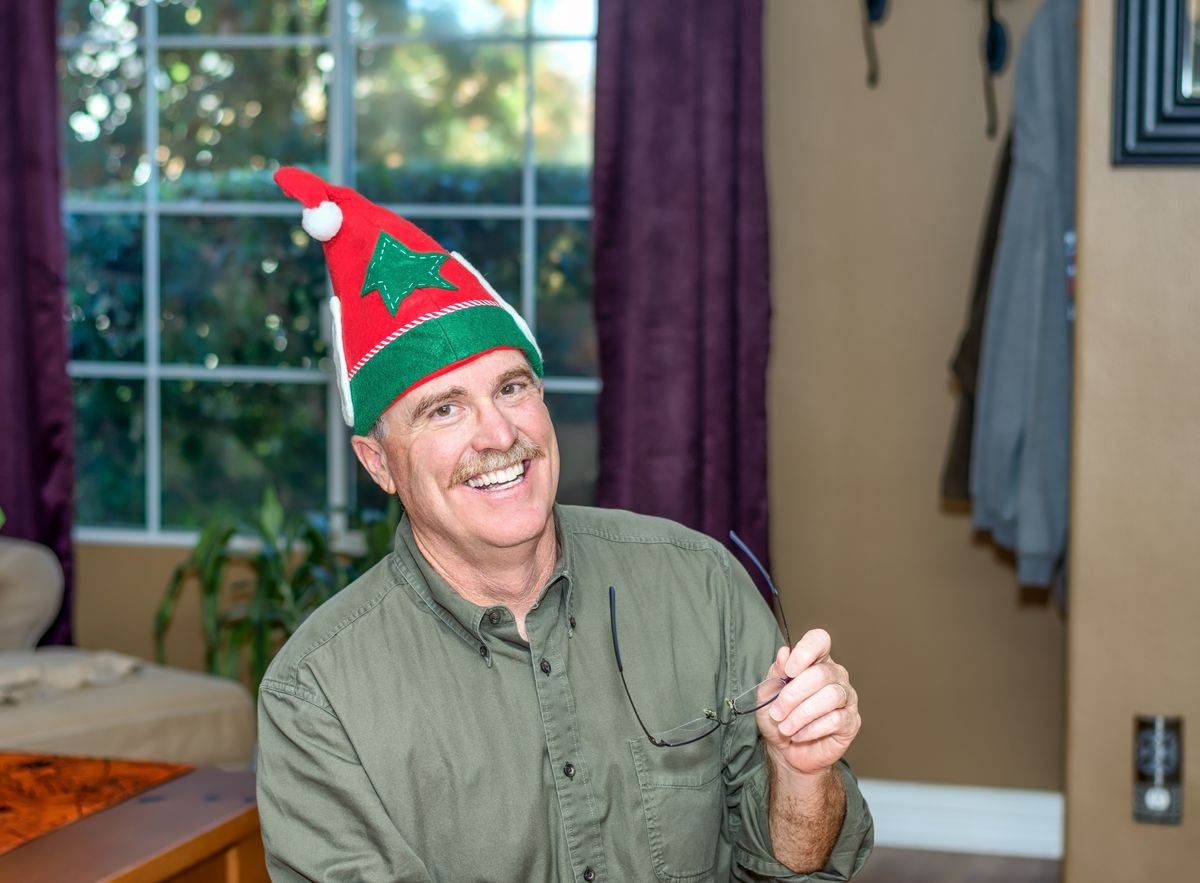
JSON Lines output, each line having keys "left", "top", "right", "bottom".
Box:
{"left": 1133, "top": 715, "right": 1183, "bottom": 825}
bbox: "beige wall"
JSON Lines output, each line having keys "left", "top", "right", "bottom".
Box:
{"left": 75, "top": 543, "right": 208, "bottom": 673}
{"left": 763, "top": 1, "right": 1064, "bottom": 789}
{"left": 1066, "top": 1, "right": 1200, "bottom": 878}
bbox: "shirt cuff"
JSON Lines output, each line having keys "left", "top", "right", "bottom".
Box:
{"left": 733, "top": 760, "right": 874, "bottom": 882}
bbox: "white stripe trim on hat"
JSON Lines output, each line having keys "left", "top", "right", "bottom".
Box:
{"left": 328, "top": 296, "right": 355, "bottom": 427}
{"left": 347, "top": 299, "right": 501, "bottom": 379}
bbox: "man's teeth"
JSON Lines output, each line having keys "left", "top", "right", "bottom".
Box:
{"left": 465, "top": 462, "right": 526, "bottom": 489}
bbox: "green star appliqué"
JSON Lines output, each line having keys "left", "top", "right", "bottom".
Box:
{"left": 359, "top": 231, "right": 457, "bottom": 315}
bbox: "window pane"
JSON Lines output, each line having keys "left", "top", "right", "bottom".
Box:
{"left": 158, "top": 48, "right": 329, "bottom": 200}
{"left": 159, "top": 0, "right": 328, "bottom": 35}
{"left": 67, "top": 213, "right": 145, "bottom": 361}
{"left": 60, "top": 0, "right": 143, "bottom": 41}
{"left": 533, "top": 42, "right": 593, "bottom": 205}
{"left": 75, "top": 378, "right": 146, "bottom": 527}
{"left": 356, "top": 43, "right": 524, "bottom": 204}
{"left": 545, "top": 392, "right": 595, "bottom": 505}
{"left": 161, "top": 380, "right": 327, "bottom": 528}
{"left": 353, "top": 0, "right": 526, "bottom": 37}
{"left": 537, "top": 220, "right": 595, "bottom": 376}
{"left": 160, "top": 217, "right": 330, "bottom": 368}
{"left": 415, "top": 217, "right": 522, "bottom": 307}
{"left": 532, "top": 0, "right": 596, "bottom": 36}
{"left": 60, "top": 44, "right": 146, "bottom": 198}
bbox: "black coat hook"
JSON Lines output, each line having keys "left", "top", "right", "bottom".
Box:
{"left": 861, "top": 0, "right": 888, "bottom": 88}
{"left": 981, "top": 0, "right": 1010, "bottom": 137}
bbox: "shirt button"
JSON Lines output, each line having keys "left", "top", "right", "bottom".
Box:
{"left": 539, "top": 658, "right": 552, "bottom": 675}
{"left": 568, "top": 616, "right": 576, "bottom": 629}
{"left": 563, "top": 762, "right": 575, "bottom": 778}
{"left": 583, "top": 868, "right": 595, "bottom": 882}
{"left": 488, "top": 608, "right": 503, "bottom": 625}
{"left": 479, "top": 644, "right": 489, "bottom": 658}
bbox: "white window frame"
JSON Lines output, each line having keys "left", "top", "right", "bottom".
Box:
{"left": 63, "top": 0, "right": 599, "bottom": 546}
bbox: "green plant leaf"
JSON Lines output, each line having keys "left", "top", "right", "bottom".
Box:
{"left": 196, "top": 521, "right": 237, "bottom": 673}
{"left": 153, "top": 566, "right": 189, "bottom": 665}
{"left": 261, "top": 485, "right": 285, "bottom": 541}
{"left": 218, "top": 619, "right": 251, "bottom": 681}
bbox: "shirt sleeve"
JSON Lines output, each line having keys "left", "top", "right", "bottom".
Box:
{"left": 257, "top": 677, "right": 433, "bottom": 882}
{"left": 720, "top": 553, "right": 875, "bottom": 881}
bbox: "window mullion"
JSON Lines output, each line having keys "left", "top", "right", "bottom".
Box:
{"left": 327, "top": 0, "right": 354, "bottom": 535}
{"left": 144, "top": 0, "right": 162, "bottom": 535}
{"left": 521, "top": 17, "right": 537, "bottom": 343}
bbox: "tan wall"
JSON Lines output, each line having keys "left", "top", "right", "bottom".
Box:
{"left": 75, "top": 543, "right": 208, "bottom": 673}
{"left": 763, "top": 1, "right": 1064, "bottom": 789}
{"left": 1066, "top": 1, "right": 1200, "bottom": 879}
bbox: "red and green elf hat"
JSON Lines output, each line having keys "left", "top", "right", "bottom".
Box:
{"left": 274, "top": 166, "right": 543, "bottom": 436}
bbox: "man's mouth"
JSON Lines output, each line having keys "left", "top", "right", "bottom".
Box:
{"left": 464, "top": 460, "right": 528, "bottom": 491}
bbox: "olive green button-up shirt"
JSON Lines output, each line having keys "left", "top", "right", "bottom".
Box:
{"left": 257, "top": 505, "right": 873, "bottom": 882}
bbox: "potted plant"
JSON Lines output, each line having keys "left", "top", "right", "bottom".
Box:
{"left": 154, "top": 487, "right": 399, "bottom": 691}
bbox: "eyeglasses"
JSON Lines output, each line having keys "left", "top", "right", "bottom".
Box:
{"left": 608, "top": 531, "right": 792, "bottom": 748}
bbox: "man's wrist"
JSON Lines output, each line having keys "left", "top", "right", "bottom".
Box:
{"left": 764, "top": 755, "right": 847, "bottom": 872}
{"left": 765, "top": 751, "right": 838, "bottom": 801}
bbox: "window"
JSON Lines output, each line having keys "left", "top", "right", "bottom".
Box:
{"left": 60, "top": 0, "right": 598, "bottom": 541}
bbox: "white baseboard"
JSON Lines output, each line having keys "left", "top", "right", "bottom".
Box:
{"left": 857, "top": 778, "right": 1064, "bottom": 860}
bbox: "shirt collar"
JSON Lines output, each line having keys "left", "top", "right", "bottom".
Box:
{"left": 390, "top": 505, "right": 575, "bottom": 642}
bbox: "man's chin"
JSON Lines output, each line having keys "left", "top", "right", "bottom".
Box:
{"left": 457, "top": 505, "right": 554, "bottom": 550}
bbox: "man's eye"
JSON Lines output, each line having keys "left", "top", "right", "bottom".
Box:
{"left": 500, "top": 382, "right": 525, "bottom": 396}
{"left": 432, "top": 404, "right": 454, "bottom": 418}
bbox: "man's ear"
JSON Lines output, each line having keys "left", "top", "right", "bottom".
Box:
{"left": 350, "top": 434, "right": 397, "bottom": 495}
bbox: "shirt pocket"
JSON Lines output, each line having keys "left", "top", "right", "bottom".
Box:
{"left": 628, "top": 737, "right": 724, "bottom": 882}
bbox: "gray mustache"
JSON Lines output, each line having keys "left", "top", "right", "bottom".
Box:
{"left": 449, "top": 437, "right": 545, "bottom": 487}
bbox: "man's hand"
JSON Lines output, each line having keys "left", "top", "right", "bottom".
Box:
{"left": 755, "top": 628, "right": 860, "bottom": 777}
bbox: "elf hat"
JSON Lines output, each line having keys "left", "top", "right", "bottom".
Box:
{"left": 274, "top": 166, "right": 543, "bottom": 436}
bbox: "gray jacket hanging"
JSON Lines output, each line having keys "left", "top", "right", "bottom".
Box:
{"left": 970, "top": 0, "right": 1077, "bottom": 588}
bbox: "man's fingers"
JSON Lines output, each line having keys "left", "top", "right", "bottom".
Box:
{"left": 781, "top": 628, "right": 832, "bottom": 679}
{"left": 768, "top": 661, "right": 847, "bottom": 719}
{"left": 783, "top": 707, "right": 860, "bottom": 744}
{"left": 770, "top": 671, "right": 855, "bottom": 731}
{"left": 774, "top": 644, "right": 790, "bottom": 673}
{"left": 774, "top": 682, "right": 859, "bottom": 738}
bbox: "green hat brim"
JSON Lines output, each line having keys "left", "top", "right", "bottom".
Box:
{"left": 349, "top": 305, "right": 544, "bottom": 435}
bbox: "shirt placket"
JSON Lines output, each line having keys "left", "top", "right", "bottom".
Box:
{"left": 526, "top": 577, "right": 607, "bottom": 883}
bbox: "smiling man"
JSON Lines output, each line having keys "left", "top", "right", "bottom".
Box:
{"left": 256, "top": 168, "right": 873, "bottom": 882}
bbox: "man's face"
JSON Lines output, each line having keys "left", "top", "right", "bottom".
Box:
{"left": 352, "top": 348, "right": 560, "bottom": 556}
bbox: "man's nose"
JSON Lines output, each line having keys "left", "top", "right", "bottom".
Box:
{"left": 471, "top": 399, "right": 518, "bottom": 452}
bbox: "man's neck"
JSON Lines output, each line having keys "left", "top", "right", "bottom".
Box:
{"left": 411, "top": 520, "right": 558, "bottom": 639}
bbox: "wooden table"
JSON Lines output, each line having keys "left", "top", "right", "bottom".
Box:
{"left": 0, "top": 767, "right": 268, "bottom": 882}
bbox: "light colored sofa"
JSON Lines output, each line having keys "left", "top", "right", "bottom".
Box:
{"left": 0, "top": 536, "right": 255, "bottom": 768}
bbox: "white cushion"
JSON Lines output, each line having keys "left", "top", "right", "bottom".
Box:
{"left": 0, "top": 648, "right": 255, "bottom": 768}
{"left": 0, "top": 537, "right": 63, "bottom": 650}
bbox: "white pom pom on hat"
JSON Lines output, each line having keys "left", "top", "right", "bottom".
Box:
{"left": 302, "top": 200, "right": 343, "bottom": 242}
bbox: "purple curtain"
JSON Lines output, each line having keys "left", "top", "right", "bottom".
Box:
{"left": 0, "top": 0, "right": 75, "bottom": 644}
{"left": 593, "top": 0, "right": 772, "bottom": 592}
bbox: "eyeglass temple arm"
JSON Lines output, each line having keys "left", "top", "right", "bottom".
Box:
{"left": 728, "top": 530, "right": 792, "bottom": 645}
{"left": 609, "top": 586, "right": 668, "bottom": 747}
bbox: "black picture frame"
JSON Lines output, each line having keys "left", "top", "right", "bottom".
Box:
{"left": 1112, "top": 0, "right": 1200, "bottom": 164}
